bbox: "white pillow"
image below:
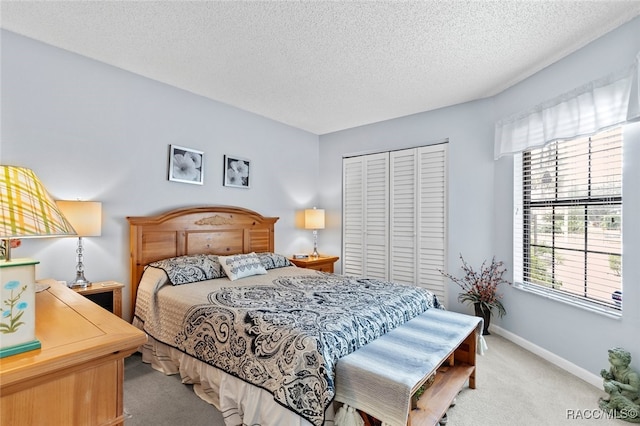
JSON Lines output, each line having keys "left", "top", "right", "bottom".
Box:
{"left": 218, "top": 252, "right": 267, "bottom": 281}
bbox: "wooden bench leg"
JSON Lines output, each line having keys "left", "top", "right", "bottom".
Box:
{"left": 359, "top": 410, "right": 381, "bottom": 426}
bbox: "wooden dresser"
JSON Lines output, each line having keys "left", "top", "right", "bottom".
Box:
{"left": 0, "top": 281, "right": 147, "bottom": 426}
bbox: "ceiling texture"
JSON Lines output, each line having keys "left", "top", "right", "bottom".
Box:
{"left": 2, "top": 1, "right": 640, "bottom": 135}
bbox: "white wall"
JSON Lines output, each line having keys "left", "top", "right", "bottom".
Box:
{"left": 319, "top": 16, "right": 640, "bottom": 377}
{"left": 319, "top": 98, "right": 496, "bottom": 309}
{"left": 1, "top": 30, "right": 321, "bottom": 320}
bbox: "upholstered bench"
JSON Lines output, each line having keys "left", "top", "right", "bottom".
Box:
{"left": 334, "top": 308, "right": 483, "bottom": 426}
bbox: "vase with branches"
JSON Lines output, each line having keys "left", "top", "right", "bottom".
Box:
{"left": 440, "top": 254, "right": 511, "bottom": 334}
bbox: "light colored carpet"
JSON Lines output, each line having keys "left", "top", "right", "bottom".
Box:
{"left": 447, "top": 334, "right": 619, "bottom": 425}
{"left": 124, "top": 334, "right": 618, "bottom": 425}
{"left": 123, "top": 353, "right": 225, "bottom": 426}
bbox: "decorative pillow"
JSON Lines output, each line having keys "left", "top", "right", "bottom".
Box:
{"left": 147, "top": 254, "right": 223, "bottom": 285}
{"left": 257, "top": 252, "right": 293, "bottom": 270}
{"left": 219, "top": 252, "right": 268, "bottom": 281}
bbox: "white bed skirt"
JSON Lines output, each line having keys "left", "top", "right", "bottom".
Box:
{"left": 135, "top": 331, "right": 336, "bottom": 426}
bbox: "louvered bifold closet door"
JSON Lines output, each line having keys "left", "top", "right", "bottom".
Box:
{"left": 363, "top": 153, "right": 389, "bottom": 279}
{"left": 417, "top": 144, "right": 448, "bottom": 301}
{"left": 343, "top": 145, "right": 446, "bottom": 290}
{"left": 390, "top": 148, "right": 417, "bottom": 285}
{"left": 342, "top": 153, "right": 389, "bottom": 279}
{"left": 342, "top": 157, "right": 365, "bottom": 277}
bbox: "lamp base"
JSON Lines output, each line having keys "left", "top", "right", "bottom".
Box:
{"left": 69, "top": 236, "right": 91, "bottom": 288}
{"left": 0, "top": 339, "right": 41, "bottom": 358}
{"left": 68, "top": 271, "right": 91, "bottom": 289}
{"left": 68, "top": 279, "right": 91, "bottom": 289}
{"left": 311, "top": 229, "right": 320, "bottom": 258}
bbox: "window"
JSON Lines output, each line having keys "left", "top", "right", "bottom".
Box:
{"left": 514, "top": 127, "right": 623, "bottom": 314}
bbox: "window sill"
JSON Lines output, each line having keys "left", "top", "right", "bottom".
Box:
{"left": 514, "top": 283, "right": 622, "bottom": 319}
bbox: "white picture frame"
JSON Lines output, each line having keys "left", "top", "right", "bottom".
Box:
{"left": 168, "top": 145, "right": 204, "bottom": 185}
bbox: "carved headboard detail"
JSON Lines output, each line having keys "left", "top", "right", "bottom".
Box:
{"left": 127, "top": 205, "right": 278, "bottom": 316}
{"left": 194, "top": 215, "right": 235, "bottom": 226}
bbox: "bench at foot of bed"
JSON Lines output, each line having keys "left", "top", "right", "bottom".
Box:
{"left": 335, "top": 309, "right": 482, "bottom": 426}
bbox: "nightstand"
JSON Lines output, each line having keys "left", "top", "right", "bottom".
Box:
{"left": 288, "top": 255, "right": 339, "bottom": 273}
{"left": 39, "top": 279, "right": 124, "bottom": 318}
{"left": 73, "top": 281, "right": 124, "bottom": 318}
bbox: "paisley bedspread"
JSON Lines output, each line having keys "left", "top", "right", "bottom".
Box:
{"left": 136, "top": 268, "right": 441, "bottom": 426}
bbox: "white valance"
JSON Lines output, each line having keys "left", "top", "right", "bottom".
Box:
{"left": 494, "top": 51, "right": 639, "bottom": 159}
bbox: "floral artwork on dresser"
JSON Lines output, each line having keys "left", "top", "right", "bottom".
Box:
{"left": 0, "top": 280, "right": 28, "bottom": 334}
{"left": 168, "top": 145, "right": 204, "bottom": 185}
{"left": 0, "top": 260, "right": 40, "bottom": 357}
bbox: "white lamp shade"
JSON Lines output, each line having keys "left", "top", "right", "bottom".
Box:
{"left": 304, "top": 208, "right": 325, "bottom": 230}
{"left": 56, "top": 201, "right": 102, "bottom": 237}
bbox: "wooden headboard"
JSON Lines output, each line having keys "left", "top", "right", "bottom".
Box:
{"left": 127, "top": 205, "right": 278, "bottom": 316}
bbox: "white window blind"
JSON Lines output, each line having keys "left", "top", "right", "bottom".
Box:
{"left": 514, "top": 127, "right": 623, "bottom": 314}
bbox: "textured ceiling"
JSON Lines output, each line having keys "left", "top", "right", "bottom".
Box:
{"left": 2, "top": 1, "right": 640, "bottom": 135}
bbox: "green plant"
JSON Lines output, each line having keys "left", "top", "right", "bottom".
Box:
{"left": 440, "top": 254, "right": 511, "bottom": 318}
{"left": 609, "top": 254, "right": 621, "bottom": 277}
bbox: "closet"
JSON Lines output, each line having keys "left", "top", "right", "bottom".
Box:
{"left": 342, "top": 143, "right": 448, "bottom": 300}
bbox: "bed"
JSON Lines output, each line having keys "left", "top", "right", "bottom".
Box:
{"left": 128, "top": 206, "right": 480, "bottom": 426}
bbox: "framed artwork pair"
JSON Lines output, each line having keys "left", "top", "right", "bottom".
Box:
{"left": 168, "top": 145, "right": 250, "bottom": 188}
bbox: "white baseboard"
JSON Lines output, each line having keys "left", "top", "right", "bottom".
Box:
{"left": 490, "top": 325, "right": 602, "bottom": 389}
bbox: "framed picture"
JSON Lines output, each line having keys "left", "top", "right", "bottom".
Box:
{"left": 223, "top": 155, "right": 250, "bottom": 188}
{"left": 168, "top": 145, "right": 204, "bottom": 185}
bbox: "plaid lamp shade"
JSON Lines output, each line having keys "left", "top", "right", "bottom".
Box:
{"left": 0, "top": 166, "right": 76, "bottom": 238}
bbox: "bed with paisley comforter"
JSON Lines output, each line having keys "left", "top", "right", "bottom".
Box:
{"left": 128, "top": 206, "right": 477, "bottom": 426}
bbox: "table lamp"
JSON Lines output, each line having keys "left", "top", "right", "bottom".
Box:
{"left": 304, "top": 207, "right": 325, "bottom": 258}
{"left": 55, "top": 200, "right": 102, "bottom": 288}
{"left": 0, "top": 165, "right": 76, "bottom": 358}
